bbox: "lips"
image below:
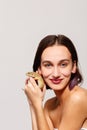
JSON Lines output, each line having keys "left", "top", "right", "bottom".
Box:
{"left": 50, "top": 78, "right": 62, "bottom": 84}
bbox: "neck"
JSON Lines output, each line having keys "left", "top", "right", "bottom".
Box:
{"left": 54, "top": 86, "right": 71, "bottom": 104}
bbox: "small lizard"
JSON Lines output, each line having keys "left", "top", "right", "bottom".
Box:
{"left": 26, "top": 72, "right": 44, "bottom": 89}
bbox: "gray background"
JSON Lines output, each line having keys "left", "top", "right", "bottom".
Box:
{"left": 0, "top": 0, "right": 87, "bottom": 130}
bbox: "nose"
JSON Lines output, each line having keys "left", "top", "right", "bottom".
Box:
{"left": 52, "top": 66, "right": 60, "bottom": 78}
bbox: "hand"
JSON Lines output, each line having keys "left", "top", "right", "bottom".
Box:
{"left": 24, "top": 77, "right": 46, "bottom": 108}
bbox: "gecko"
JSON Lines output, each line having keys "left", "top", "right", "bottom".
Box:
{"left": 26, "top": 72, "right": 44, "bottom": 89}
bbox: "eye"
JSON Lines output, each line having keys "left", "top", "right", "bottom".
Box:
{"left": 44, "top": 63, "right": 52, "bottom": 68}
{"left": 60, "top": 62, "right": 68, "bottom": 67}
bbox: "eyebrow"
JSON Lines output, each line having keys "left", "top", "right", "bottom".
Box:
{"left": 42, "top": 59, "right": 70, "bottom": 64}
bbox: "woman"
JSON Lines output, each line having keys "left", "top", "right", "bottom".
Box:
{"left": 24, "top": 34, "right": 87, "bottom": 130}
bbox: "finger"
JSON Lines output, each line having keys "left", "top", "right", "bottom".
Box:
{"left": 28, "top": 79, "right": 32, "bottom": 87}
{"left": 43, "top": 85, "right": 46, "bottom": 92}
{"left": 41, "top": 85, "right": 46, "bottom": 101}
{"left": 35, "top": 70, "right": 38, "bottom": 73}
{"left": 29, "top": 77, "right": 38, "bottom": 88}
{"left": 25, "top": 78, "right": 30, "bottom": 85}
{"left": 24, "top": 84, "right": 32, "bottom": 96}
{"left": 27, "top": 79, "right": 35, "bottom": 91}
{"left": 36, "top": 70, "right": 41, "bottom": 75}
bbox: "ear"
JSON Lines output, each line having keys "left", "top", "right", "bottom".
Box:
{"left": 72, "top": 61, "right": 77, "bottom": 73}
{"left": 37, "top": 67, "right": 42, "bottom": 75}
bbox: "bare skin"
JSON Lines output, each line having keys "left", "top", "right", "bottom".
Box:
{"left": 24, "top": 45, "right": 87, "bottom": 130}
{"left": 44, "top": 86, "right": 87, "bottom": 130}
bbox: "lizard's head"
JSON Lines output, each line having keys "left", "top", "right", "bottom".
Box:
{"left": 26, "top": 72, "right": 39, "bottom": 78}
{"left": 26, "top": 72, "right": 34, "bottom": 77}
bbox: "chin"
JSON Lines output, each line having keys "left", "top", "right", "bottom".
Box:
{"left": 50, "top": 83, "right": 68, "bottom": 90}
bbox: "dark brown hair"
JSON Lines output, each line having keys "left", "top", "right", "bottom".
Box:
{"left": 33, "top": 34, "right": 83, "bottom": 89}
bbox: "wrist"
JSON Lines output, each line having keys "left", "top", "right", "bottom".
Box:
{"left": 33, "top": 101, "right": 43, "bottom": 112}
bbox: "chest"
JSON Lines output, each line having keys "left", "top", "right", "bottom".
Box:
{"left": 49, "top": 105, "right": 64, "bottom": 128}
{"left": 49, "top": 106, "right": 87, "bottom": 129}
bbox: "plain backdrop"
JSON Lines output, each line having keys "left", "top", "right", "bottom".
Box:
{"left": 0, "top": 0, "right": 87, "bottom": 130}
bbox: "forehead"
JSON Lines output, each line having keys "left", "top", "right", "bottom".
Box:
{"left": 41, "top": 45, "right": 71, "bottom": 61}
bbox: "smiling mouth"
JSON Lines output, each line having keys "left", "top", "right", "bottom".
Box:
{"left": 50, "top": 78, "right": 62, "bottom": 84}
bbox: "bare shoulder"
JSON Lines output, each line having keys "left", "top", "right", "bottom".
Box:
{"left": 70, "top": 86, "right": 87, "bottom": 103}
{"left": 66, "top": 86, "right": 87, "bottom": 115}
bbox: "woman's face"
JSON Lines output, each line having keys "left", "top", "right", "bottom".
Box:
{"left": 38, "top": 45, "right": 76, "bottom": 90}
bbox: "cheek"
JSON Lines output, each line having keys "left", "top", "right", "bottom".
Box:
{"left": 42, "top": 70, "right": 51, "bottom": 77}
{"left": 61, "top": 68, "right": 72, "bottom": 77}
{"left": 40, "top": 68, "right": 52, "bottom": 78}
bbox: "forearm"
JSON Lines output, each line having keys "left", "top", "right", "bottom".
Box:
{"left": 29, "top": 105, "right": 38, "bottom": 130}
{"left": 24, "top": 77, "right": 47, "bottom": 130}
{"left": 29, "top": 103, "right": 50, "bottom": 130}
{"left": 34, "top": 105, "right": 50, "bottom": 130}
